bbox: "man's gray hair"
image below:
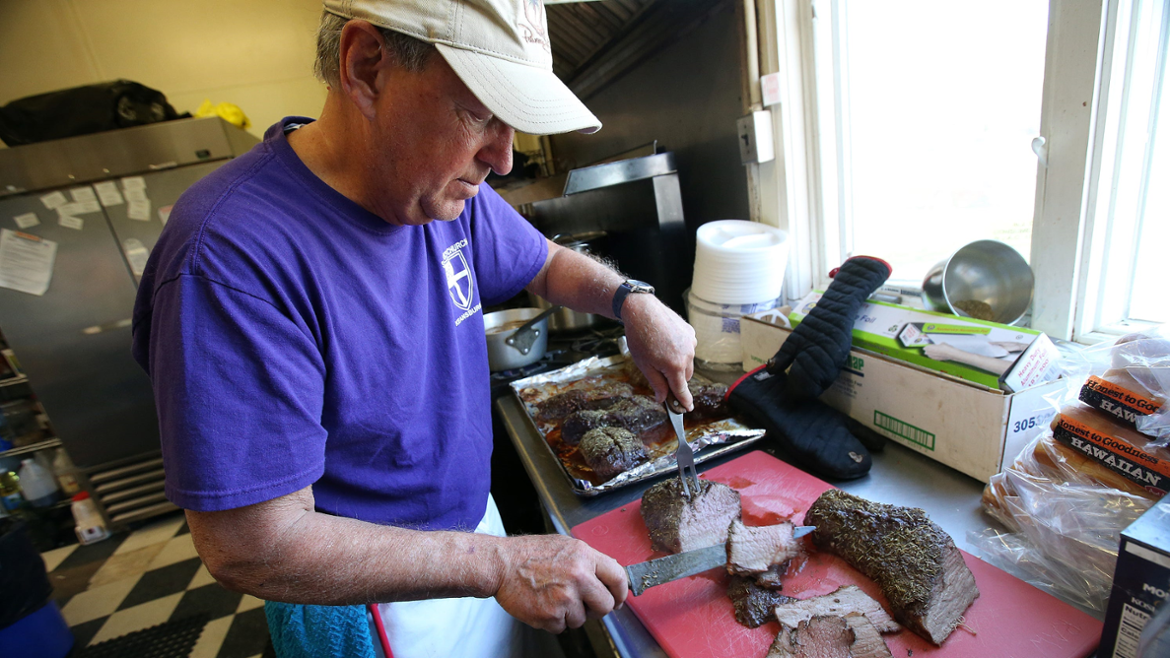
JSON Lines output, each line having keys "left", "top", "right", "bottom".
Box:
{"left": 314, "top": 11, "right": 436, "bottom": 87}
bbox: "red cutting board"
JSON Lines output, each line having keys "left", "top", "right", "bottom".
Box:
{"left": 572, "top": 451, "right": 1102, "bottom": 658}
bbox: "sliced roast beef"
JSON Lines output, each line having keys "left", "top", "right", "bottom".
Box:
{"left": 755, "top": 562, "right": 789, "bottom": 589}
{"left": 561, "top": 396, "right": 666, "bottom": 445}
{"left": 766, "top": 615, "right": 855, "bottom": 658}
{"left": 579, "top": 426, "right": 647, "bottom": 481}
{"left": 772, "top": 586, "right": 900, "bottom": 633}
{"left": 726, "top": 519, "right": 803, "bottom": 576}
{"left": 728, "top": 575, "right": 796, "bottom": 628}
{"left": 803, "top": 490, "right": 979, "bottom": 644}
{"left": 640, "top": 478, "right": 741, "bottom": 554}
{"left": 842, "top": 613, "right": 892, "bottom": 658}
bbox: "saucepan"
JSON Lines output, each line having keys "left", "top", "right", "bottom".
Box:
{"left": 484, "top": 306, "right": 561, "bottom": 372}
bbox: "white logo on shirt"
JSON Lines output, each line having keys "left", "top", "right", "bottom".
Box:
{"left": 442, "top": 239, "right": 481, "bottom": 326}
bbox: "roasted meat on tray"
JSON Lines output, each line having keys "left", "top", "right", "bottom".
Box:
{"left": 579, "top": 426, "right": 647, "bottom": 481}
{"left": 560, "top": 395, "right": 666, "bottom": 446}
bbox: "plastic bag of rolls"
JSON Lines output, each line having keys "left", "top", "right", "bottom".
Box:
{"left": 974, "top": 325, "right": 1168, "bottom": 613}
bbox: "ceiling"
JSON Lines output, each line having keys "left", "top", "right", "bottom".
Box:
{"left": 545, "top": 0, "right": 729, "bottom": 100}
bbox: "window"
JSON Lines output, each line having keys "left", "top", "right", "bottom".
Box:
{"left": 814, "top": 1, "right": 1049, "bottom": 287}
{"left": 755, "top": 0, "right": 1168, "bottom": 341}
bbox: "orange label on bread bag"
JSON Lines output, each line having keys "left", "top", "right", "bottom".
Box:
{"left": 1054, "top": 415, "right": 1169, "bottom": 495}
{"left": 1083, "top": 376, "right": 1161, "bottom": 413}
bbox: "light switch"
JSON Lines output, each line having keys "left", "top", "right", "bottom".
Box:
{"left": 736, "top": 111, "right": 775, "bottom": 165}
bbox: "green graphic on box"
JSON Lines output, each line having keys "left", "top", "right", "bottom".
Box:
{"left": 788, "top": 292, "right": 1047, "bottom": 390}
{"left": 874, "top": 411, "right": 935, "bottom": 450}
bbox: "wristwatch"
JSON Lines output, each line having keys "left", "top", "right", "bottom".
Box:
{"left": 612, "top": 279, "right": 655, "bottom": 323}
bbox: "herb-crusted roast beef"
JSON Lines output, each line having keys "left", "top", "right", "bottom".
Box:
{"left": 640, "top": 478, "right": 741, "bottom": 554}
{"left": 561, "top": 396, "right": 666, "bottom": 446}
{"left": 579, "top": 426, "right": 647, "bottom": 481}
{"left": 803, "top": 490, "right": 978, "bottom": 644}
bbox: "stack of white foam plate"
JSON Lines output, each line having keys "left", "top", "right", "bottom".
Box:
{"left": 687, "top": 221, "right": 789, "bottom": 368}
{"left": 692, "top": 220, "right": 789, "bottom": 305}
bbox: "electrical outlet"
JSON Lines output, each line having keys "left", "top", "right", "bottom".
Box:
{"left": 736, "top": 111, "right": 775, "bottom": 165}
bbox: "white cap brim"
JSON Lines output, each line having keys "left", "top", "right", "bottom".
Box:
{"left": 436, "top": 43, "right": 601, "bottom": 136}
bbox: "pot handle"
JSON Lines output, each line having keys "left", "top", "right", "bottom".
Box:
{"left": 505, "top": 306, "right": 561, "bottom": 355}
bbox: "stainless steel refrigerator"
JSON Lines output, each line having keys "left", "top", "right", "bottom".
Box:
{"left": 0, "top": 117, "right": 258, "bottom": 526}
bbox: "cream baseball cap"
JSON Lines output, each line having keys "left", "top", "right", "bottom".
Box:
{"left": 322, "top": 0, "right": 601, "bottom": 135}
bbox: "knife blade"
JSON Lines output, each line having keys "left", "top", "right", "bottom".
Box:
{"left": 625, "top": 525, "right": 816, "bottom": 596}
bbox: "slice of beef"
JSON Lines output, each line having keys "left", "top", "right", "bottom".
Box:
{"left": 640, "top": 478, "right": 741, "bottom": 554}
{"left": 536, "top": 382, "right": 634, "bottom": 422}
{"left": 561, "top": 396, "right": 666, "bottom": 445}
{"left": 728, "top": 575, "right": 796, "bottom": 628}
{"left": 579, "top": 426, "right": 647, "bottom": 481}
{"left": 803, "top": 490, "right": 979, "bottom": 644}
{"left": 842, "top": 613, "right": 892, "bottom": 658}
{"left": 766, "top": 616, "right": 856, "bottom": 658}
{"left": 726, "top": 519, "right": 803, "bottom": 576}
{"left": 688, "top": 381, "right": 730, "bottom": 420}
{"left": 772, "top": 586, "right": 900, "bottom": 633}
{"left": 755, "top": 562, "right": 790, "bottom": 589}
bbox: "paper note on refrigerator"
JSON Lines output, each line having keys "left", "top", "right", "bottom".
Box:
{"left": 70, "top": 187, "right": 97, "bottom": 203}
{"left": 124, "top": 188, "right": 148, "bottom": 202}
{"left": 39, "top": 191, "right": 68, "bottom": 210}
{"left": 94, "top": 181, "right": 124, "bottom": 207}
{"left": 58, "top": 215, "right": 84, "bottom": 230}
{"left": 122, "top": 238, "right": 150, "bottom": 277}
{"left": 0, "top": 229, "right": 57, "bottom": 296}
{"left": 13, "top": 213, "right": 39, "bottom": 230}
{"left": 127, "top": 199, "right": 151, "bottom": 221}
{"left": 121, "top": 176, "right": 146, "bottom": 191}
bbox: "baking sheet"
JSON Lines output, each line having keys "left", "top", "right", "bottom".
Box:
{"left": 510, "top": 355, "right": 766, "bottom": 496}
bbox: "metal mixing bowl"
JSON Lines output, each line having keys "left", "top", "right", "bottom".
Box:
{"left": 921, "top": 240, "right": 1034, "bottom": 325}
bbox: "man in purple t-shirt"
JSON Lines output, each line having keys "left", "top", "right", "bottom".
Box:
{"left": 132, "top": 1, "right": 697, "bottom": 656}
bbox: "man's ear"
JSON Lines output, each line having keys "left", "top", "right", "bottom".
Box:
{"left": 338, "top": 20, "right": 387, "bottom": 119}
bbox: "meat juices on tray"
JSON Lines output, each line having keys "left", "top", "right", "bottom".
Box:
{"left": 804, "top": 490, "right": 979, "bottom": 644}
{"left": 640, "top": 478, "right": 742, "bottom": 554}
{"left": 579, "top": 426, "right": 647, "bottom": 481}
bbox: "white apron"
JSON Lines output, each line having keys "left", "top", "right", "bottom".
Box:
{"left": 370, "top": 496, "right": 564, "bottom": 658}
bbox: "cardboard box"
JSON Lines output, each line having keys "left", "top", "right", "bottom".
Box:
{"left": 741, "top": 311, "right": 1065, "bottom": 482}
{"left": 1099, "top": 495, "right": 1170, "bottom": 657}
{"left": 789, "top": 293, "right": 1062, "bottom": 393}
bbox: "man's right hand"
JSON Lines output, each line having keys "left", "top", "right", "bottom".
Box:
{"left": 492, "top": 534, "right": 628, "bottom": 633}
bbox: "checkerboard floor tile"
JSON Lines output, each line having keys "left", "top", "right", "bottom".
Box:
{"left": 42, "top": 511, "right": 271, "bottom": 658}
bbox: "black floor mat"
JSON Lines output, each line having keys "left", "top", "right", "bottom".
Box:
{"left": 75, "top": 613, "right": 209, "bottom": 658}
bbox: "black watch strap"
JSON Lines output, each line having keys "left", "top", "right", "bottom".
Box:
{"left": 612, "top": 280, "right": 654, "bottom": 323}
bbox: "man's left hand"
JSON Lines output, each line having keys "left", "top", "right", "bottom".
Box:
{"left": 621, "top": 294, "right": 697, "bottom": 410}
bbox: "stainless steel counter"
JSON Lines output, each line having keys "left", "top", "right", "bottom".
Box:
{"left": 494, "top": 392, "right": 1006, "bottom": 658}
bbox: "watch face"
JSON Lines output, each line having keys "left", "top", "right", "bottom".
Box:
{"left": 626, "top": 280, "right": 654, "bottom": 293}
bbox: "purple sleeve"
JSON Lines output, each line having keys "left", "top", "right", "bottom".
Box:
{"left": 468, "top": 185, "right": 548, "bottom": 306}
{"left": 147, "top": 274, "right": 328, "bottom": 511}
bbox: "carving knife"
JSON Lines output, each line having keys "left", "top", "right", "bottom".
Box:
{"left": 625, "top": 525, "right": 816, "bottom": 596}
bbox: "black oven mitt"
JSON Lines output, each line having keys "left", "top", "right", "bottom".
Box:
{"left": 767, "top": 256, "right": 892, "bottom": 399}
{"left": 727, "top": 367, "right": 872, "bottom": 479}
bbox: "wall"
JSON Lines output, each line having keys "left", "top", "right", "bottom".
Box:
{"left": 0, "top": 0, "right": 327, "bottom": 144}
{"left": 549, "top": 4, "right": 750, "bottom": 229}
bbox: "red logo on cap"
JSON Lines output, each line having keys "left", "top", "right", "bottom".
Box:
{"left": 521, "top": 0, "right": 550, "bottom": 53}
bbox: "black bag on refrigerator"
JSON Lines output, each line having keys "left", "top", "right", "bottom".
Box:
{"left": 0, "top": 80, "right": 184, "bottom": 147}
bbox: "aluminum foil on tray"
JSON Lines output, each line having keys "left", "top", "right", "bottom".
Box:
{"left": 511, "top": 355, "right": 766, "bottom": 496}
